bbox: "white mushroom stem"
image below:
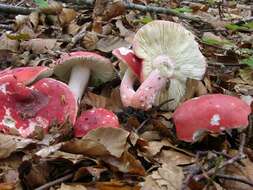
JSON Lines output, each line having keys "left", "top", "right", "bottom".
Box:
{"left": 120, "top": 68, "right": 167, "bottom": 110}
{"left": 68, "top": 64, "right": 90, "bottom": 102}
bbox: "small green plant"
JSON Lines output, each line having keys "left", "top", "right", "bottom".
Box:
{"left": 33, "top": 0, "right": 48, "bottom": 8}
{"left": 241, "top": 56, "right": 253, "bottom": 67}
{"left": 135, "top": 16, "right": 153, "bottom": 24}
{"left": 225, "top": 21, "right": 253, "bottom": 31}
{"left": 201, "top": 37, "right": 233, "bottom": 46}
{"left": 173, "top": 7, "right": 192, "bottom": 13}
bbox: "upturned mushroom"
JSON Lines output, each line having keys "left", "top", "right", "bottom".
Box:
{"left": 0, "top": 74, "right": 77, "bottom": 138}
{"left": 54, "top": 51, "right": 115, "bottom": 102}
{"left": 116, "top": 21, "right": 206, "bottom": 110}
{"left": 173, "top": 94, "right": 251, "bottom": 142}
{"left": 74, "top": 108, "right": 120, "bottom": 137}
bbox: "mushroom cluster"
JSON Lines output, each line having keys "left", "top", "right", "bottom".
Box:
{"left": 113, "top": 20, "right": 206, "bottom": 110}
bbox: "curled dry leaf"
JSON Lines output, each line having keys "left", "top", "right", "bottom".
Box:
{"left": 0, "top": 134, "right": 36, "bottom": 159}
{"left": 141, "top": 163, "right": 183, "bottom": 190}
{"left": 0, "top": 183, "right": 16, "bottom": 190}
{"left": 62, "top": 126, "right": 129, "bottom": 158}
{"left": 81, "top": 32, "right": 99, "bottom": 50}
{"left": 35, "top": 143, "right": 63, "bottom": 158}
{"left": 102, "top": 151, "right": 146, "bottom": 176}
{"left": 20, "top": 38, "right": 58, "bottom": 54}
{"left": 84, "top": 127, "right": 129, "bottom": 158}
{"left": 59, "top": 8, "right": 77, "bottom": 26}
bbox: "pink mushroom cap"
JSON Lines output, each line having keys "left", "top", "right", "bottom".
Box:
{"left": 74, "top": 108, "right": 120, "bottom": 137}
{"left": 173, "top": 94, "right": 251, "bottom": 142}
{"left": 0, "top": 66, "right": 53, "bottom": 85}
{"left": 0, "top": 75, "right": 77, "bottom": 138}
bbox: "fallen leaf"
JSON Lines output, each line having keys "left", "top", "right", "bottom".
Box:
{"left": 96, "top": 36, "right": 130, "bottom": 53}
{"left": 0, "top": 183, "right": 16, "bottom": 190}
{"left": 20, "top": 38, "right": 58, "bottom": 54}
{"left": 84, "top": 127, "right": 129, "bottom": 158}
{"left": 96, "top": 181, "right": 141, "bottom": 190}
{"left": 103, "top": 151, "right": 145, "bottom": 176}
{"left": 59, "top": 8, "right": 77, "bottom": 26}
{"left": 0, "top": 34, "right": 19, "bottom": 52}
{"left": 141, "top": 163, "right": 183, "bottom": 190}
{"left": 0, "top": 134, "right": 36, "bottom": 159}
{"left": 57, "top": 183, "right": 87, "bottom": 190}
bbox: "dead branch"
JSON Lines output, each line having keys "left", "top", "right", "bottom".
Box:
{"left": 216, "top": 174, "right": 253, "bottom": 187}
{"left": 0, "top": 3, "right": 36, "bottom": 15}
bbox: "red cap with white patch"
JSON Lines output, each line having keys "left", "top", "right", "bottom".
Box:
{"left": 74, "top": 108, "right": 120, "bottom": 137}
{"left": 0, "top": 75, "right": 77, "bottom": 138}
{"left": 173, "top": 94, "right": 251, "bottom": 142}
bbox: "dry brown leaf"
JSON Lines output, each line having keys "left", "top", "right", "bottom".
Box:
{"left": 0, "top": 134, "right": 36, "bottom": 159}
{"left": 102, "top": 151, "right": 145, "bottom": 176}
{"left": 96, "top": 36, "right": 130, "bottom": 53}
{"left": 141, "top": 163, "right": 183, "bottom": 190}
{"left": 20, "top": 38, "right": 58, "bottom": 54}
{"left": 57, "top": 183, "right": 87, "bottom": 190}
{"left": 81, "top": 32, "right": 99, "bottom": 50}
{"left": 0, "top": 34, "right": 19, "bottom": 52}
{"left": 115, "top": 20, "right": 135, "bottom": 43}
{"left": 239, "top": 68, "right": 253, "bottom": 86}
{"left": 84, "top": 127, "right": 129, "bottom": 158}
{"left": 95, "top": 181, "right": 140, "bottom": 190}
{"left": 155, "top": 149, "right": 195, "bottom": 165}
{"left": 61, "top": 139, "right": 110, "bottom": 157}
{"left": 59, "top": 8, "right": 77, "bottom": 26}
{"left": 35, "top": 143, "right": 63, "bottom": 158}
{"left": 0, "top": 183, "right": 16, "bottom": 190}
{"left": 67, "top": 22, "right": 81, "bottom": 36}
{"left": 82, "top": 91, "right": 108, "bottom": 108}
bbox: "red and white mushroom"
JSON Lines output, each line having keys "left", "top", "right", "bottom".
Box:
{"left": 54, "top": 51, "right": 115, "bottom": 102}
{"left": 0, "top": 74, "right": 77, "bottom": 138}
{"left": 74, "top": 108, "right": 120, "bottom": 137}
{"left": 115, "top": 21, "right": 206, "bottom": 110}
{"left": 173, "top": 94, "right": 251, "bottom": 142}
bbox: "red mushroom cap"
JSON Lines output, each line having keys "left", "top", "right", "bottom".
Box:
{"left": 173, "top": 94, "right": 251, "bottom": 142}
{"left": 112, "top": 47, "right": 142, "bottom": 78}
{"left": 74, "top": 108, "right": 120, "bottom": 137}
{"left": 0, "top": 75, "right": 77, "bottom": 138}
{"left": 0, "top": 66, "right": 53, "bottom": 85}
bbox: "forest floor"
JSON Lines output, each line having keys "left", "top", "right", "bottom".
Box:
{"left": 0, "top": 0, "right": 252, "bottom": 189}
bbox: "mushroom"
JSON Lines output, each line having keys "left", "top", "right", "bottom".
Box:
{"left": 54, "top": 51, "right": 115, "bottom": 102}
{"left": 122, "top": 20, "right": 206, "bottom": 110}
{"left": 0, "top": 66, "right": 53, "bottom": 85}
{"left": 173, "top": 94, "right": 251, "bottom": 142}
{"left": 74, "top": 108, "right": 120, "bottom": 137}
{"left": 0, "top": 75, "right": 77, "bottom": 138}
{"left": 112, "top": 47, "right": 142, "bottom": 79}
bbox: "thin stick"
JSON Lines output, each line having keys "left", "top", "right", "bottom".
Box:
{"left": 216, "top": 174, "right": 253, "bottom": 187}
{"left": 34, "top": 173, "right": 73, "bottom": 190}
{"left": 0, "top": 3, "right": 36, "bottom": 15}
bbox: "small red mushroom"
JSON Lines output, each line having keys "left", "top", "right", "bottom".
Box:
{"left": 173, "top": 94, "right": 251, "bottom": 142}
{"left": 74, "top": 108, "right": 120, "bottom": 137}
{"left": 0, "top": 75, "right": 77, "bottom": 138}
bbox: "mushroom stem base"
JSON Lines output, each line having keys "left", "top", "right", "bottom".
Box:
{"left": 68, "top": 65, "right": 90, "bottom": 102}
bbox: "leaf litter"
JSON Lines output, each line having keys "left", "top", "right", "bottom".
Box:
{"left": 0, "top": 0, "right": 252, "bottom": 189}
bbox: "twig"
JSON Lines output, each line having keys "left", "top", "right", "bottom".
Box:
{"left": 34, "top": 173, "right": 73, "bottom": 190}
{"left": 0, "top": 24, "right": 13, "bottom": 30}
{"left": 194, "top": 133, "right": 246, "bottom": 182}
{"left": 59, "top": 0, "right": 202, "bottom": 22}
{"left": 216, "top": 174, "right": 253, "bottom": 187}
{"left": 0, "top": 3, "right": 36, "bottom": 15}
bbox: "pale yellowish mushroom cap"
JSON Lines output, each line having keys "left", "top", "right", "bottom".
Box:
{"left": 133, "top": 20, "right": 207, "bottom": 109}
